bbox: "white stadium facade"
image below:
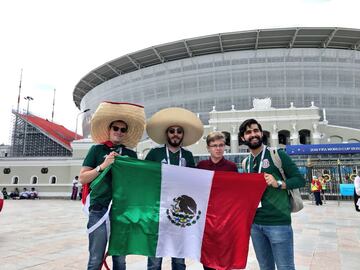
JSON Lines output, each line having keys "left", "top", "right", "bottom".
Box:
{"left": 1, "top": 27, "right": 360, "bottom": 198}
{"left": 74, "top": 27, "right": 360, "bottom": 137}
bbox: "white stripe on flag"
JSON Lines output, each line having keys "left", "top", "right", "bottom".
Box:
{"left": 156, "top": 164, "right": 214, "bottom": 260}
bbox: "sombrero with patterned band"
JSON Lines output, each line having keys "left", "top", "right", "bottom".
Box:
{"left": 90, "top": 102, "right": 145, "bottom": 148}
{"left": 146, "top": 107, "right": 204, "bottom": 147}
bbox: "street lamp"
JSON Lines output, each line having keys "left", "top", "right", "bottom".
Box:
{"left": 24, "top": 96, "right": 34, "bottom": 114}
{"left": 337, "top": 158, "right": 342, "bottom": 206}
{"left": 23, "top": 96, "right": 34, "bottom": 155}
{"left": 305, "top": 157, "right": 313, "bottom": 201}
{"left": 74, "top": 108, "right": 90, "bottom": 140}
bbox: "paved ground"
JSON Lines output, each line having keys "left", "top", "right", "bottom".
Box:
{"left": 0, "top": 199, "right": 359, "bottom": 270}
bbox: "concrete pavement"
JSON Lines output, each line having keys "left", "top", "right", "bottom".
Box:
{"left": 0, "top": 199, "right": 359, "bottom": 270}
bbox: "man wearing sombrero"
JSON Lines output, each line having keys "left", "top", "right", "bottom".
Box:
{"left": 145, "top": 107, "right": 204, "bottom": 270}
{"left": 79, "top": 102, "right": 145, "bottom": 270}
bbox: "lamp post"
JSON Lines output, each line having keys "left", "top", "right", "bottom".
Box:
{"left": 74, "top": 109, "right": 90, "bottom": 140}
{"left": 306, "top": 157, "right": 313, "bottom": 202}
{"left": 24, "top": 96, "right": 34, "bottom": 114}
{"left": 337, "top": 158, "right": 342, "bottom": 206}
{"left": 23, "top": 96, "right": 34, "bottom": 155}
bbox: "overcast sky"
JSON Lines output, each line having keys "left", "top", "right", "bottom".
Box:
{"left": 1, "top": 0, "right": 359, "bottom": 145}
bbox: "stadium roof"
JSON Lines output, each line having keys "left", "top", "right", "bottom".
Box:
{"left": 16, "top": 112, "right": 82, "bottom": 151}
{"left": 73, "top": 27, "right": 360, "bottom": 108}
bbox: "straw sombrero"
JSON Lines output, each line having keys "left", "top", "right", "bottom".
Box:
{"left": 146, "top": 107, "right": 203, "bottom": 147}
{"left": 91, "top": 102, "right": 145, "bottom": 148}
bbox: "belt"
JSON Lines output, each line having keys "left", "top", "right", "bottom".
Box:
{"left": 89, "top": 204, "right": 106, "bottom": 211}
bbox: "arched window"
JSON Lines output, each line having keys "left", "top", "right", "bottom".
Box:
{"left": 222, "top": 131, "right": 231, "bottom": 146}
{"left": 50, "top": 176, "right": 57, "bottom": 184}
{"left": 278, "top": 130, "right": 290, "bottom": 146}
{"left": 263, "top": 131, "right": 270, "bottom": 146}
{"left": 299, "top": 129, "right": 311, "bottom": 144}
{"left": 31, "top": 176, "right": 38, "bottom": 185}
{"left": 12, "top": 176, "right": 19, "bottom": 184}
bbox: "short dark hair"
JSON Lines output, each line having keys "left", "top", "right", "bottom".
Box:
{"left": 238, "top": 119, "right": 263, "bottom": 138}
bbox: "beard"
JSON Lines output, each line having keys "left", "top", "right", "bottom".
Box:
{"left": 244, "top": 136, "right": 263, "bottom": 149}
{"left": 167, "top": 136, "right": 183, "bottom": 147}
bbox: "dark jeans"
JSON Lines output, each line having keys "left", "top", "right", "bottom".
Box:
{"left": 314, "top": 192, "right": 322, "bottom": 205}
{"left": 147, "top": 257, "right": 185, "bottom": 270}
{"left": 71, "top": 186, "right": 78, "bottom": 200}
{"left": 355, "top": 189, "right": 360, "bottom": 212}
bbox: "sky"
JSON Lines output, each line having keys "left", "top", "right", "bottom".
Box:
{"left": 1, "top": 0, "right": 359, "bottom": 145}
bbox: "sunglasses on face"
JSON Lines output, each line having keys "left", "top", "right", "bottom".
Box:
{"left": 111, "top": 126, "right": 128, "bottom": 133}
{"left": 168, "top": 128, "right": 183, "bottom": 135}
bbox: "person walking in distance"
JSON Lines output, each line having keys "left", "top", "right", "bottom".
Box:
{"left": 71, "top": 176, "right": 79, "bottom": 200}
{"left": 311, "top": 176, "right": 323, "bottom": 206}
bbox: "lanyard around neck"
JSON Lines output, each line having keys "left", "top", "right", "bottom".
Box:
{"left": 112, "top": 146, "right": 122, "bottom": 155}
{"left": 248, "top": 145, "right": 266, "bottom": 173}
{"left": 166, "top": 145, "right": 182, "bottom": 166}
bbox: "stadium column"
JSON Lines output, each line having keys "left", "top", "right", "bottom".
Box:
{"left": 312, "top": 122, "right": 321, "bottom": 144}
{"left": 271, "top": 123, "right": 279, "bottom": 147}
{"left": 230, "top": 125, "right": 238, "bottom": 153}
{"left": 290, "top": 122, "right": 299, "bottom": 145}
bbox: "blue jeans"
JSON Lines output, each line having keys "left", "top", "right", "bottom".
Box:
{"left": 147, "top": 257, "right": 185, "bottom": 270}
{"left": 251, "top": 224, "right": 295, "bottom": 270}
{"left": 87, "top": 208, "right": 126, "bottom": 270}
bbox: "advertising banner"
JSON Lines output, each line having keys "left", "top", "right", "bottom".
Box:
{"left": 286, "top": 143, "right": 360, "bottom": 155}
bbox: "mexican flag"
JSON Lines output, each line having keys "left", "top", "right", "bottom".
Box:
{"left": 92, "top": 156, "right": 266, "bottom": 270}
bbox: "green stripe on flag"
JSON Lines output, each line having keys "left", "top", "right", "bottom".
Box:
{"left": 109, "top": 156, "right": 162, "bottom": 256}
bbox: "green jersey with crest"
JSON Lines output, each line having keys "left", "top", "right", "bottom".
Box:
{"left": 245, "top": 147, "right": 305, "bottom": 225}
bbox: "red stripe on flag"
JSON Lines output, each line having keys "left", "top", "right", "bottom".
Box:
{"left": 200, "top": 172, "right": 266, "bottom": 270}
{"left": 82, "top": 184, "right": 90, "bottom": 205}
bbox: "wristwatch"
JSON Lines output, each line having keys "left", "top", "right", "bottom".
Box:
{"left": 95, "top": 165, "right": 102, "bottom": 173}
{"left": 276, "top": 180, "right": 282, "bottom": 189}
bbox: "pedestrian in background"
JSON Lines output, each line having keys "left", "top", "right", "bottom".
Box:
{"left": 71, "top": 176, "right": 79, "bottom": 200}
{"left": 311, "top": 176, "right": 322, "bottom": 206}
{"left": 354, "top": 171, "right": 360, "bottom": 212}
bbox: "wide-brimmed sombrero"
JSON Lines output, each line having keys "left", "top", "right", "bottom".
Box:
{"left": 146, "top": 107, "right": 203, "bottom": 147}
{"left": 91, "top": 102, "right": 145, "bottom": 148}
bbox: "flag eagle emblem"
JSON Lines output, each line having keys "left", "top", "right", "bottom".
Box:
{"left": 166, "top": 195, "right": 201, "bottom": 227}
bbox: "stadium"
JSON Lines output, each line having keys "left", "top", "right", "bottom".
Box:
{"left": 2, "top": 27, "right": 360, "bottom": 198}
{"left": 74, "top": 27, "right": 360, "bottom": 137}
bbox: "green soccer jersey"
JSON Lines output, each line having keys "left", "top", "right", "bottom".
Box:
{"left": 245, "top": 147, "right": 305, "bottom": 225}
{"left": 82, "top": 144, "right": 137, "bottom": 208}
{"left": 145, "top": 145, "right": 195, "bottom": 168}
